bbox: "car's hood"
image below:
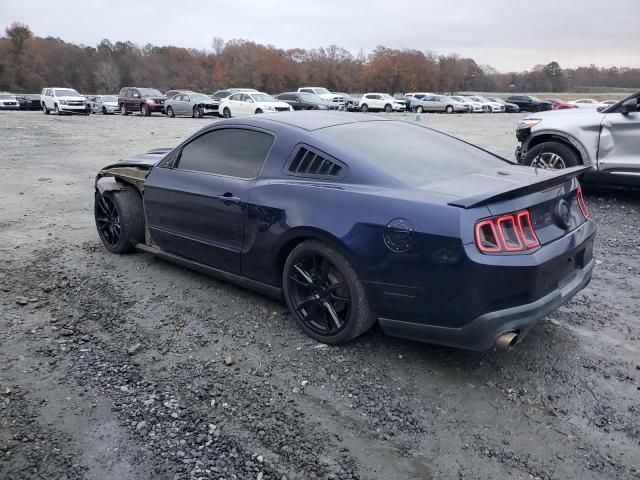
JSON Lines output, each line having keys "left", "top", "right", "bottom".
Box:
{"left": 103, "top": 148, "right": 173, "bottom": 170}
{"left": 528, "top": 108, "right": 607, "bottom": 126}
{"left": 258, "top": 101, "right": 291, "bottom": 109}
{"left": 145, "top": 96, "right": 166, "bottom": 101}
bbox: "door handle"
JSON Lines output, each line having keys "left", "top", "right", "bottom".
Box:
{"left": 216, "top": 193, "right": 241, "bottom": 205}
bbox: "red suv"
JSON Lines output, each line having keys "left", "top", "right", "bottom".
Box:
{"left": 118, "top": 87, "right": 166, "bottom": 116}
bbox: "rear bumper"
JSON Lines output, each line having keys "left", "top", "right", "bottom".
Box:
{"left": 379, "top": 257, "right": 593, "bottom": 351}
{"left": 375, "top": 219, "right": 596, "bottom": 351}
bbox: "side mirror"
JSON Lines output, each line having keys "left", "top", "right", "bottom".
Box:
{"left": 620, "top": 98, "right": 637, "bottom": 114}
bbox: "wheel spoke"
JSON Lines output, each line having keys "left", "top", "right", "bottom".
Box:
{"left": 323, "top": 301, "right": 342, "bottom": 329}
{"left": 295, "top": 295, "right": 317, "bottom": 313}
{"left": 293, "top": 264, "right": 314, "bottom": 285}
{"left": 330, "top": 292, "right": 350, "bottom": 303}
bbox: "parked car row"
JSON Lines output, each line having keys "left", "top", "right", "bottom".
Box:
{"left": 0, "top": 87, "right": 624, "bottom": 119}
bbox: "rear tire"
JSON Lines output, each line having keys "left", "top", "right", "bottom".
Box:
{"left": 255, "top": 108, "right": 263, "bottom": 114}
{"left": 94, "top": 185, "right": 145, "bottom": 254}
{"left": 283, "top": 240, "right": 375, "bottom": 344}
{"left": 523, "top": 142, "right": 580, "bottom": 170}
{"left": 223, "top": 107, "right": 231, "bottom": 118}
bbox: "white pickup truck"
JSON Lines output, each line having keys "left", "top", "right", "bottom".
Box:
{"left": 297, "top": 87, "right": 344, "bottom": 105}
{"left": 41, "top": 87, "right": 90, "bottom": 115}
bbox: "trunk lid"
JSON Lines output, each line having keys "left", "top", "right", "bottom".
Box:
{"left": 425, "top": 165, "right": 590, "bottom": 245}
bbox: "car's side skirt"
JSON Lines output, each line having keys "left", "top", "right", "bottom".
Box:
{"left": 135, "top": 244, "right": 283, "bottom": 299}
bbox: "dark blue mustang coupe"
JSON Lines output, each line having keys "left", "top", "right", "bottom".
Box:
{"left": 94, "top": 112, "right": 595, "bottom": 351}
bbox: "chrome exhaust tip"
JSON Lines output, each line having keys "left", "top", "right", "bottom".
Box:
{"left": 495, "top": 332, "right": 519, "bottom": 351}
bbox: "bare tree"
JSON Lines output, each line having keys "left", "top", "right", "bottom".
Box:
{"left": 94, "top": 61, "right": 121, "bottom": 93}
{"left": 211, "top": 36, "right": 225, "bottom": 55}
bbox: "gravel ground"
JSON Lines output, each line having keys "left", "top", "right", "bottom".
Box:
{"left": 0, "top": 110, "right": 639, "bottom": 480}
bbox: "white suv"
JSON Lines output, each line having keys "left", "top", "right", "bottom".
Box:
{"left": 358, "top": 93, "right": 406, "bottom": 113}
{"left": 41, "top": 87, "right": 89, "bottom": 115}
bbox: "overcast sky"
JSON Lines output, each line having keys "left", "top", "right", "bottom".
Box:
{"left": 2, "top": 0, "right": 639, "bottom": 72}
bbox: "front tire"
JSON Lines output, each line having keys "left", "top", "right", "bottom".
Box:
{"left": 283, "top": 240, "right": 374, "bottom": 344}
{"left": 193, "top": 106, "right": 203, "bottom": 118}
{"left": 167, "top": 106, "right": 175, "bottom": 118}
{"left": 222, "top": 107, "right": 231, "bottom": 118}
{"left": 94, "top": 185, "right": 145, "bottom": 254}
{"left": 384, "top": 104, "right": 392, "bottom": 113}
{"left": 416, "top": 105, "right": 424, "bottom": 113}
{"left": 42, "top": 103, "right": 50, "bottom": 115}
{"left": 255, "top": 108, "right": 263, "bottom": 114}
{"left": 55, "top": 104, "right": 61, "bottom": 115}
{"left": 140, "top": 104, "right": 149, "bottom": 116}
{"left": 120, "top": 104, "right": 129, "bottom": 116}
{"left": 445, "top": 105, "right": 454, "bottom": 114}
{"left": 360, "top": 103, "right": 369, "bottom": 112}
{"left": 523, "top": 142, "right": 580, "bottom": 170}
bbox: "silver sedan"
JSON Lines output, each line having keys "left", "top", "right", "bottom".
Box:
{"left": 165, "top": 92, "right": 218, "bottom": 118}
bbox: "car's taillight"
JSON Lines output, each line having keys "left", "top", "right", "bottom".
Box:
{"left": 475, "top": 209, "right": 540, "bottom": 254}
{"left": 576, "top": 187, "right": 589, "bottom": 219}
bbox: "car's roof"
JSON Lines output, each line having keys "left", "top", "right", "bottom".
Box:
{"left": 225, "top": 111, "right": 391, "bottom": 132}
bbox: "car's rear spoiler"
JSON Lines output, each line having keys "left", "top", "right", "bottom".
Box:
{"left": 448, "top": 165, "right": 591, "bottom": 209}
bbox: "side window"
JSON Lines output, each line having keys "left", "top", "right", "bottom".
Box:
{"left": 228, "top": 93, "right": 240, "bottom": 101}
{"left": 280, "top": 94, "right": 294, "bottom": 101}
{"left": 177, "top": 129, "right": 274, "bottom": 179}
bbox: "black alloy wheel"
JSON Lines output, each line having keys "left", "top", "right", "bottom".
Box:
{"left": 283, "top": 240, "right": 374, "bottom": 344}
{"left": 95, "top": 195, "right": 122, "bottom": 249}
{"left": 94, "top": 185, "right": 144, "bottom": 254}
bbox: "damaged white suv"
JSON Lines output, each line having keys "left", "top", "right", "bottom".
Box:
{"left": 515, "top": 91, "right": 640, "bottom": 186}
{"left": 41, "top": 87, "right": 90, "bottom": 115}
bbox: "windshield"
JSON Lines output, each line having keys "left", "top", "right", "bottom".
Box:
{"left": 529, "top": 96, "right": 542, "bottom": 101}
{"left": 471, "top": 96, "right": 489, "bottom": 103}
{"left": 451, "top": 96, "right": 467, "bottom": 102}
{"left": 54, "top": 89, "right": 80, "bottom": 97}
{"left": 251, "top": 93, "right": 277, "bottom": 102}
{"left": 314, "top": 88, "right": 331, "bottom": 95}
{"left": 191, "top": 93, "right": 211, "bottom": 102}
{"left": 138, "top": 88, "right": 163, "bottom": 97}
{"left": 102, "top": 95, "right": 117, "bottom": 102}
{"left": 299, "top": 92, "right": 322, "bottom": 102}
{"left": 315, "top": 121, "right": 505, "bottom": 187}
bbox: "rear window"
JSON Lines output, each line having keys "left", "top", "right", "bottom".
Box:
{"left": 314, "top": 121, "right": 507, "bottom": 187}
